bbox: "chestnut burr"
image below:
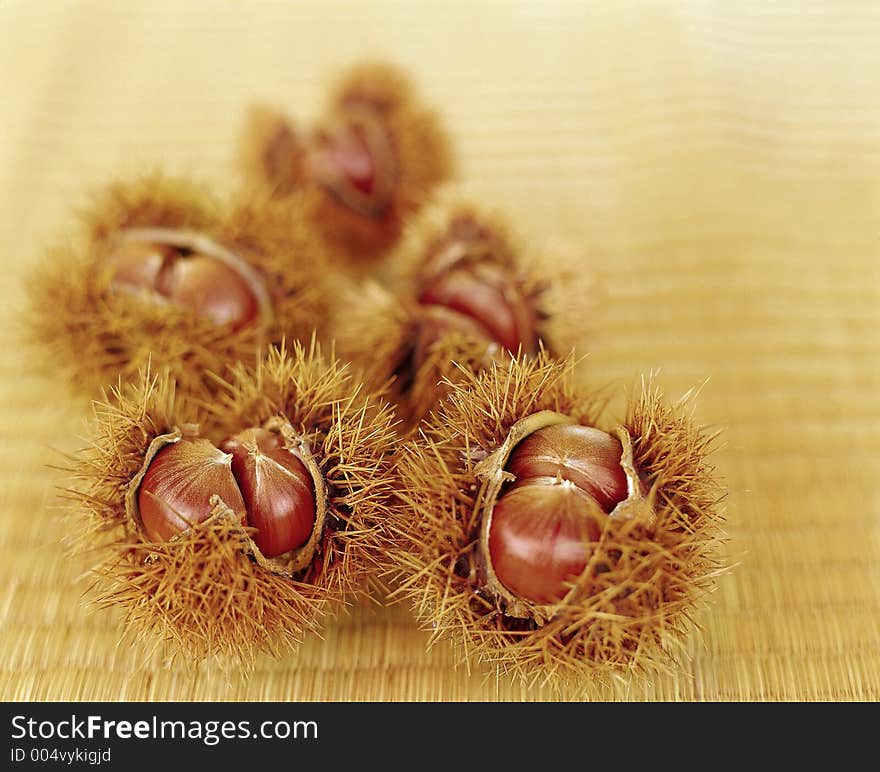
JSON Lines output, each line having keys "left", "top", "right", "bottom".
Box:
{"left": 391, "top": 352, "right": 726, "bottom": 684}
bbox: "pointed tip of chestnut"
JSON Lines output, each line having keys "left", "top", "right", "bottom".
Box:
{"left": 220, "top": 428, "right": 316, "bottom": 558}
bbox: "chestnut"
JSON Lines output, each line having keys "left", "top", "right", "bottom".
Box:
{"left": 487, "top": 480, "right": 604, "bottom": 605}
{"left": 334, "top": 203, "right": 553, "bottom": 430}
{"left": 137, "top": 436, "right": 246, "bottom": 543}
{"left": 308, "top": 107, "right": 396, "bottom": 219}
{"left": 107, "top": 233, "right": 263, "bottom": 331}
{"left": 392, "top": 352, "right": 727, "bottom": 683}
{"left": 27, "top": 172, "right": 332, "bottom": 400}
{"left": 134, "top": 424, "right": 319, "bottom": 561}
{"left": 67, "top": 342, "right": 399, "bottom": 664}
{"left": 417, "top": 261, "right": 538, "bottom": 355}
{"left": 503, "top": 424, "right": 629, "bottom": 512}
{"left": 239, "top": 60, "right": 453, "bottom": 261}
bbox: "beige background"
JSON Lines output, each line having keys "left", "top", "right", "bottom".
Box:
{"left": 1, "top": 0, "right": 878, "bottom": 700}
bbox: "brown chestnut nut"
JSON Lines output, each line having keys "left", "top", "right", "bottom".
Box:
{"left": 220, "top": 427, "right": 316, "bottom": 558}
{"left": 138, "top": 436, "right": 246, "bottom": 543}
{"left": 312, "top": 124, "right": 376, "bottom": 196}
{"left": 418, "top": 262, "right": 538, "bottom": 355}
{"left": 488, "top": 479, "right": 604, "bottom": 605}
{"left": 504, "top": 424, "right": 628, "bottom": 512}
{"left": 107, "top": 241, "right": 172, "bottom": 291}
{"left": 107, "top": 238, "right": 261, "bottom": 331}
{"left": 486, "top": 425, "right": 629, "bottom": 604}
{"left": 308, "top": 111, "right": 392, "bottom": 216}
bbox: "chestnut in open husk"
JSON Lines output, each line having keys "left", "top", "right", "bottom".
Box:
{"left": 240, "top": 60, "right": 453, "bottom": 263}
{"left": 67, "top": 341, "right": 398, "bottom": 665}
{"left": 334, "top": 198, "right": 593, "bottom": 429}
{"left": 390, "top": 351, "right": 726, "bottom": 685}
{"left": 27, "top": 172, "right": 331, "bottom": 400}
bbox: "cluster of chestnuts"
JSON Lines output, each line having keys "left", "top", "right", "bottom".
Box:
{"left": 28, "top": 60, "right": 725, "bottom": 684}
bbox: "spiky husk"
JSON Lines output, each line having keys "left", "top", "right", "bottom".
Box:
{"left": 527, "top": 235, "right": 598, "bottom": 354}
{"left": 334, "top": 197, "right": 572, "bottom": 430}
{"left": 387, "top": 191, "right": 521, "bottom": 287}
{"left": 66, "top": 341, "right": 399, "bottom": 666}
{"left": 238, "top": 61, "right": 453, "bottom": 265}
{"left": 64, "top": 368, "right": 314, "bottom": 665}
{"left": 325, "top": 278, "right": 409, "bottom": 389}
{"left": 326, "top": 60, "right": 417, "bottom": 116}
{"left": 222, "top": 188, "right": 331, "bottom": 350}
{"left": 91, "top": 507, "right": 326, "bottom": 665}
{"left": 391, "top": 352, "right": 726, "bottom": 687}
{"left": 27, "top": 172, "right": 330, "bottom": 401}
{"left": 80, "top": 172, "right": 221, "bottom": 243}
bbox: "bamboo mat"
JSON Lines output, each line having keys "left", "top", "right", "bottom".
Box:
{"left": 1, "top": 0, "right": 878, "bottom": 701}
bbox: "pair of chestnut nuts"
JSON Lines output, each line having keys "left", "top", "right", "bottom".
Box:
{"left": 32, "top": 60, "right": 723, "bottom": 684}
{"left": 138, "top": 404, "right": 638, "bottom": 606}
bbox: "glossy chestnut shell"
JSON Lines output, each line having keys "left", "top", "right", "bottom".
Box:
{"left": 487, "top": 424, "right": 629, "bottom": 604}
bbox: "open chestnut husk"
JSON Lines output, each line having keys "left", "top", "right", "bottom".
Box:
{"left": 67, "top": 341, "right": 398, "bottom": 664}
{"left": 27, "top": 172, "right": 331, "bottom": 400}
{"left": 390, "top": 351, "right": 726, "bottom": 685}
{"left": 239, "top": 60, "right": 453, "bottom": 263}
{"left": 334, "top": 197, "right": 592, "bottom": 429}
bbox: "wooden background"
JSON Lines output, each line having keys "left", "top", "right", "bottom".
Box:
{"left": 1, "top": 0, "right": 878, "bottom": 701}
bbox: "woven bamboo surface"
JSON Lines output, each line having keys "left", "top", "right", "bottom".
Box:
{"left": 1, "top": 0, "right": 878, "bottom": 701}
